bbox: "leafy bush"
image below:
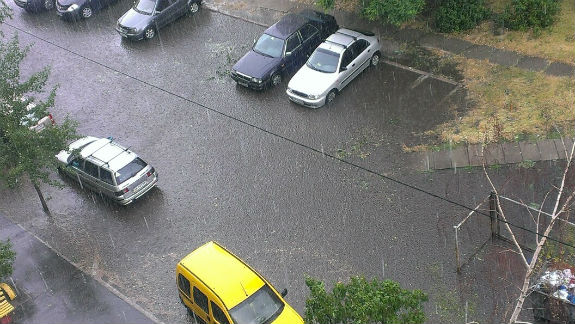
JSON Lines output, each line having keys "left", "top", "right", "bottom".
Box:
{"left": 434, "top": 0, "right": 490, "bottom": 33}
{"left": 362, "top": 0, "right": 425, "bottom": 26}
{"left": 503, "top": 0, "right": 560, "bottom": 31}
{"left": 305, "top": 276, "right": 428, "bottom": 324}
{"left": 0, "top": 240, "right": 15, "bottom": 280}
{"left": 316, "top": 0, "right": 335, "bottom": 11}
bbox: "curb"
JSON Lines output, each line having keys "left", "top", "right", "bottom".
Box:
{"left": 13, "top": 222, "right": 166, "bottom": 324}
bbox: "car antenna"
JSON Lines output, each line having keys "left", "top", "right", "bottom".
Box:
{"left": 240, "top": 282, "right": 248, "bottom": 297}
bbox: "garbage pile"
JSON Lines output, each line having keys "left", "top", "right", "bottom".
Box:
{"left": 536, "top": 269, "right": 575, "bottom": 304}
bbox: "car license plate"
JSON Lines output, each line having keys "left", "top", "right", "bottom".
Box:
{"left": 134, "top": 181, "right": 148, "bottom": 192}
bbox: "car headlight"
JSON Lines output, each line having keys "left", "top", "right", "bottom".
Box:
{"left": 252, "top": 77, "right": 262, "bottom": 83}
{"left": 307, "top": 94, "right": 319, "bottom": 100}
{"left": 67, "top": 4, "right": 79, "bottom": 11}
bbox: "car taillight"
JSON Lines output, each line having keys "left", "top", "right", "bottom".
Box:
{"left": 115, "top": 188, "right": 129, "bottom": 196}
{"left": 48, "top": 113, "right": 55, "bottom": 125}
{"left": 146, "top": 168, "right": 155, "bottom": 177}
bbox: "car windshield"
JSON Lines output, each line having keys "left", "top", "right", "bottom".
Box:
{"left": 133, "top": 0, "right": 155, "bottom": 14}
{"left": 253, "top": 34, "right": 284, "bottom": 58}
{"left": 306, "top": 48, "right": 340, "bottom": 73}
{"left": 115, "top": 157, "right": 147, "bottom": 184}
{"left": 229, "top": 285, "right": 284, "bottom": 324}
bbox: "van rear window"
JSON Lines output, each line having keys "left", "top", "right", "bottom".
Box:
{"left": 115, "top": 157, "right": 147, "bottom": 184}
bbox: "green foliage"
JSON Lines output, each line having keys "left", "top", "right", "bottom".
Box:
{"left": 0, "top": 36, "right": 78, "bottom": 189}
{"left": 389, "top": 43, "right": 464, "bottom": 81}
{"left": 433, "top": 0, "right": 490, "bottom": 33}
{"left": 316, "top": 0, "right": 335, "bottom": 11}
{"left": 0, "top": 0, "right": 12, "bottom": 28}
{"left": 304, "top": 276, "right": 428, "bottom": 324}
{"left": 362, "top": 0, "right": 425, "bottom": 26}
{"left": 503, "top": 0, "right": 560, "bottom": 31}
{"left": 0, "top": 240, "right": 15, "bottom": 280}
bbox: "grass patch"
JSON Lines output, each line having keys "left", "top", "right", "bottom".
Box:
{"left": 388, "top": 43, "right": 464, "bottom": 81}
{"left": 432, "top": 57, "right": 575, "bottom": 144}
{"left": 457, "top": 0, "right": 575, "bottom": 64}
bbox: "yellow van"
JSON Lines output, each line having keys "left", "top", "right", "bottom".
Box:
{"left": 176, "top": 241, "right": 304, "bottom": 324}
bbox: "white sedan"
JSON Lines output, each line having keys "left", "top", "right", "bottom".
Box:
{"left": 286, "top": 28, "right": 381, "bottom": 108}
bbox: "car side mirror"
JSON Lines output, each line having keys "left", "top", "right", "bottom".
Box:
{"left": 280, "top": 288, "right": 288, "bottom": 297}
{"left": 340, "top": 66, "right": 347, "bottom": 72}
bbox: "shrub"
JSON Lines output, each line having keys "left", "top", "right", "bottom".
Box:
{"left": 316, "top": 0, "right": 335, "bottom": 11}
{"left": 434, "top": 0, "right": 490, "bottom": 33}
{"left": 362, "top": 0, "right": 425, "bottom": 26}
{"left": 503, "top": 0, "right": 560, "bottom": 31}
{"left": 0, "top": 240, "right": 15, "bottom": 280}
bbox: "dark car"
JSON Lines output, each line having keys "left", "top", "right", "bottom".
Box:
{"left": 230, "top": 10, "right": 338, "bottom": 90}
{"left": 13, "top": 0, "right": 54, "bottom": 12}
{"left": 116, "top": 0, "right": 200, "bottom": 40}
{"left": 56, "top": 0, "right": 117, "bottom": 20}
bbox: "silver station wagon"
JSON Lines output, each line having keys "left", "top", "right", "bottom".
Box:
{"left": 56, "top": 136, "right": 158, "bottom": 205}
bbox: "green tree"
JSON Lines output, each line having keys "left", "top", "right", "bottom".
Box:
{"left": 362, "top": 0, "right": 425, "bottom": 26}
{"left": 0, "top": 240, "right": 15, "bottom": 280}
{"left": 0, "top": 35, "right": 78, "bottom": 213}
{"left": 0, "top": 0, "right": 11, "bottom": 27}
{"left": 305, "top": 276, "right": 428, "bottom": 324}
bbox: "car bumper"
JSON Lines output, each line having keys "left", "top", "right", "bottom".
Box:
{"left": 230, "top": 73, "right": 267, "bottom": 90}
{"left": 115, "top": 26, "right": 145, "bottom": 40}
{"left": 115, "top": 174, "right": 158, "bottom": 205}
{"left": 56, "top": 8, "right": 80, "bottom": 19}
{"left": 286, "top": 90, "right": 325, "bottom": 108}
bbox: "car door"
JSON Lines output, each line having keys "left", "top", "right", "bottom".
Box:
{"left": 154, "top": 0, "right": 176, "bottom": 28}
{"left": 98, "top": 167, "right": 116, "bottom": 198}
{"left": 283, "top": 32, "right": 303, "bottom": 72}
{"left": 298, "top": 24, "right": 320, "bottom": 58}
{"left": 81, "top": 160, "right": 102, "bottom": 191}
{"left": 347, "top": 39, "right": 371, "bottom": 81}
{"left": 337, "top": 46, "right": 358, "bottom": 89}
{"left": 190, "top": 286, "right": 210, "bottom": 324}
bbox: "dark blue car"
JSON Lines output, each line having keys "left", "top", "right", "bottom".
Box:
{"left": 230, "top": 10, "right": 338, "bottom": 90}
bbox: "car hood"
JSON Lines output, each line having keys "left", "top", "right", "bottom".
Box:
{"left": 57, "top": 0, "right": 85, "bottom": 6}
{"left": 271, "top": 304, "right": 304, "bottom": 324}
{"left": 118, "top": 8, "right": 152, "bottom": 29}
{"left": 232, "top": 50, "right": 281, "bottom": 79}
{"left": 288, "top": 64, "right": 338, "bottom": 96}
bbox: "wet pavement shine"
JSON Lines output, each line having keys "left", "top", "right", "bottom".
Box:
{"left": 0, "top": 2, "right": 572, "bottom": 324}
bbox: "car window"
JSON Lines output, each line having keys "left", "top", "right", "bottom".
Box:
{"left": 115, "top": 157, "right": 147, "bottom": 185}
{"left": 306, "top": 48, "right": 340, "bottom": 73}
{"left": 155, "top": 0, "right": 171, "bottom": 11}
{"left": 84, "top": 161, "right": 99, "bottom": 178}
{"left": 211, "top": 302, "right": 230, "bottom": 324}
{"left": 341, "top": 48, "right": 355, "bottom": 68}
{"left": 178, "top": 274, "right": 190, "bottom": 297}
{"left": 69, "top": 157, "right": 83, "bottom": 169}
{"left": 299, "top": 24, "right": 318, "bottom": 42}
{"left": 285, "top": 34, "right": 301, "bottom": 54}
{"left": 193, "top": 287, "right": 209, "bottom": 314}
{"left": 352, "top": 39, "right": 370, "bottom": 54}
{"left": 253, "top": 34, "right": 284, "bottom": 58}
{"left": 229, "top": 285, "right": 284, "bottom": 324}
{"left": 99, "top": 168, "right": 114, "bottom": 185}
{"left": 133, "top": 0, "right": 155, "bottom": 14}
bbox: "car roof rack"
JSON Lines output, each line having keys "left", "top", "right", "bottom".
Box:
{"left": 84, "top": 138, "right": 131, "bottom": 168}
{"left": 336, "top": 30, "right": 357, "bottom": 41}
{"left": 325, "top": 39, "right": 346, "bottom": 49}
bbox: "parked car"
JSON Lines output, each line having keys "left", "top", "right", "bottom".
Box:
{"left": 116, "top": 0, "right": 201, "bottom": 40}
{"left": 13, "top": 0, "right": 55, "bottom": 12}
{"left": 56, "top": 0, "right": 117, "bottom": 20}
{"left": 177, "top": 241, "right": 304, "bottom": 324}
{"left": 286, "top": 28, "right": 381, "bottom": 108}
{"left": 56, "top": 136, "right": 158, "bottom": 205}
{"left": 230, "top": 9, "right": 338, "bottom": 90}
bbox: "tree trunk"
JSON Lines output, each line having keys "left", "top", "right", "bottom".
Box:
{"left": 33, "top": 182, "right": 50, "bottom": 215}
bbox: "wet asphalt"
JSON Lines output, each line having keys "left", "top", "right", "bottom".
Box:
{"left": 0, "top": 2, "right": 571, "bottom": 323}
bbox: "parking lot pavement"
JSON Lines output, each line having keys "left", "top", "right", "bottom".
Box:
{"left": 0, "top": 213, "right": 160, "bottom": 324}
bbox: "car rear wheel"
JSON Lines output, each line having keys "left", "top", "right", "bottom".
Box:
{"left": 189, "top": 1, "right": 199, "bottom": 13}
{"left": 44, "top": 0, "right": 54, "bottom": 10}
{"left": 370, "top": 52, "right": 380, "bottom": 67}
{"left": 326, "top": 89, "right": 337, "bottom": 105}
{"left": 271, "top": 73, "right": 282, "bottom": 87}
{"left": 144, "top": 27, "right": 156, "bottom": 40}
{"left": 81, "top": 6, "right": 93, "bottom": 18}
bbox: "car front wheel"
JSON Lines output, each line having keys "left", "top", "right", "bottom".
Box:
{"left": 144, "top": 27, "right": 156, "bottom": 40}
{"left": 80, "top": 6, "right": 93, "bottom": 18}
{"left": 271, "top": 73, "right": 282, "bottom": 87}
{"left": 326, "top": 89, "right": 337, "bottom": 105}
{"left": 189, "top": 1, "right": 199, "bottom": 13}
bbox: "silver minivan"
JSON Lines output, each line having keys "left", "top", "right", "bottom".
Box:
{"left": 56, "top": 136, "right": 158, "bottom": 205}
